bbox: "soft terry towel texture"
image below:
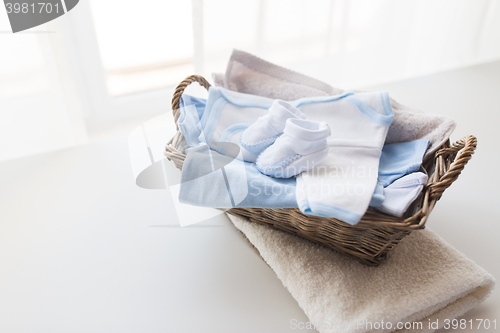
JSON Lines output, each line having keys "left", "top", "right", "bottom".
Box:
{"left": 228, "top": 214, "right": 495, "bottom": 333}
{"left": 213, "top": 49, "right": 456, "bottom": 157}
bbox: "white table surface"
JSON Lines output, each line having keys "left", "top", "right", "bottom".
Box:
{"left": 1, "top": 61, "right": 499, "bottom": 333}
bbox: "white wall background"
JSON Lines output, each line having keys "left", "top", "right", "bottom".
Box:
{"left": 1, "top": 0, "right": 500, "bottom": 162}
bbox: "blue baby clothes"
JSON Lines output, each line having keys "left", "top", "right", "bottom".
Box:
{"left": 177, "top": 93, "right": 429, "bottom": 219}
{"left": 179, "top": 144, "right": 297, "bottom": 209}
{"left": 179, "top": 88, "right": 393, "bottom": 224}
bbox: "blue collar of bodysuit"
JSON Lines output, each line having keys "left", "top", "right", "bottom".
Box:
{"left": 217, "top": 87, "right": 275, "bottom": 109}
{"left": 217, "top": 86, "right": 355, "bottom": 109}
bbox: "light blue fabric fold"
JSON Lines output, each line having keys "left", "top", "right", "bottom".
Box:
{"left": 178, "top": 95, "right": 211, "bottom": 147}
{"left": 179, "top": 144, "right": 297, "bottom": 208}
{"left": 180, "top": 94, "right": 206, "bottom": 120}
{"left": 369, "top": 139, "right": 430, "bottom": 207}
{"left": 378, "top": 139, "right": 430, "bottom": 187}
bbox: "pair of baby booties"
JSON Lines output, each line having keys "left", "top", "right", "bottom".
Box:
{"left": 240, "top": 100, "right": 331, "bottom": 178}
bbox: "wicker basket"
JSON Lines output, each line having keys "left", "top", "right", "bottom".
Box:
{"left": 164, "top": 75, "right": 477, "bottom": 265}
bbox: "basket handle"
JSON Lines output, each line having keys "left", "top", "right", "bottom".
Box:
{"left": 171, "top": 75, "right": 211, "bottom": 130}
{"left": 427, "top": 135, "right": 477, "bottom": 199}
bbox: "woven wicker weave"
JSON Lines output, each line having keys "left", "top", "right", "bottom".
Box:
{"left": 165, "top": 75, "right": 477, "bottom": 265}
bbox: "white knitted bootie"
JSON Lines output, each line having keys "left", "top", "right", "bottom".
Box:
{"left": 240, "top": 100, "right": 306, "bottom": 154}
{"left": 256, "top": 118, "right": 331, "bottom": 178}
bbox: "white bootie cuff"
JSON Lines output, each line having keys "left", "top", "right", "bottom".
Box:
{"left": 283, "top": 118, "right": 331, "bottom": 155}
{"left": 240, "top": 100, "right": 306, "bottom": 154}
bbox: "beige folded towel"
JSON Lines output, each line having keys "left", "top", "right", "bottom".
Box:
{"left": 213, "top": 49, "right": 456, "bottom": 157}
{"left": 227, "top": 213, "right": 494, "bottom": 333}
